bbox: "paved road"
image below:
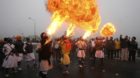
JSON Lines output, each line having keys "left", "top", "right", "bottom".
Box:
{"left": 0, "top": 52, "right": 140, "bottom": 78}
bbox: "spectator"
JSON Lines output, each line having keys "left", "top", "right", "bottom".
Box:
{"left": 128, "top": 36, "right": 138, "bottom": 62}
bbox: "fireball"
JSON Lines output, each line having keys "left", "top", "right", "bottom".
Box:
{"left": 100, "top": 23, "right": 116, "bottom": 37}
{"left": 46, "top": 0, "right": 101, "bottom": 36}
{"left": 45, "top": 0, "right": 116, "bottom": 39}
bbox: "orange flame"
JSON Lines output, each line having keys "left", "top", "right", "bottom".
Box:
{"left": 66, "top": 23, "right": 75, "bottom": 37}
{"left": 46, "top": 0, "right": 101, "bottom": 35}
{"left": 100, "top": 23, "right": 116, "bottom": 37}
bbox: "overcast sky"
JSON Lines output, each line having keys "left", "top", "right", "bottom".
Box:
{"left": 0, "top": 0, "right": 140, "bottom": 41}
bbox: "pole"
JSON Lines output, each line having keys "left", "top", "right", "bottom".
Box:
{"left": 28, "top": 17, "right": 36, "bottom": 41}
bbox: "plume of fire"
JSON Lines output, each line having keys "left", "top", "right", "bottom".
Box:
{"left": 46, "top": 12, "right": 67, "bottom": 36}
{"left": 46, "top": 0, "right": 101, "bottom": 36}
{"left": 100, "top": 23, "right": 116, "bottom": 37}
{"left": 66, "top": 23, "right": 75, "bottom": 37}
{"left": 82, "top": 31, "right": 92, "bottom": 39}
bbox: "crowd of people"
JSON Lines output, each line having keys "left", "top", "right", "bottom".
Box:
{"left": 0, "top": 36, "right": 35, "bottom": 77}
{"left": 0, "top": 33, "right": 139, "bottom": 78}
